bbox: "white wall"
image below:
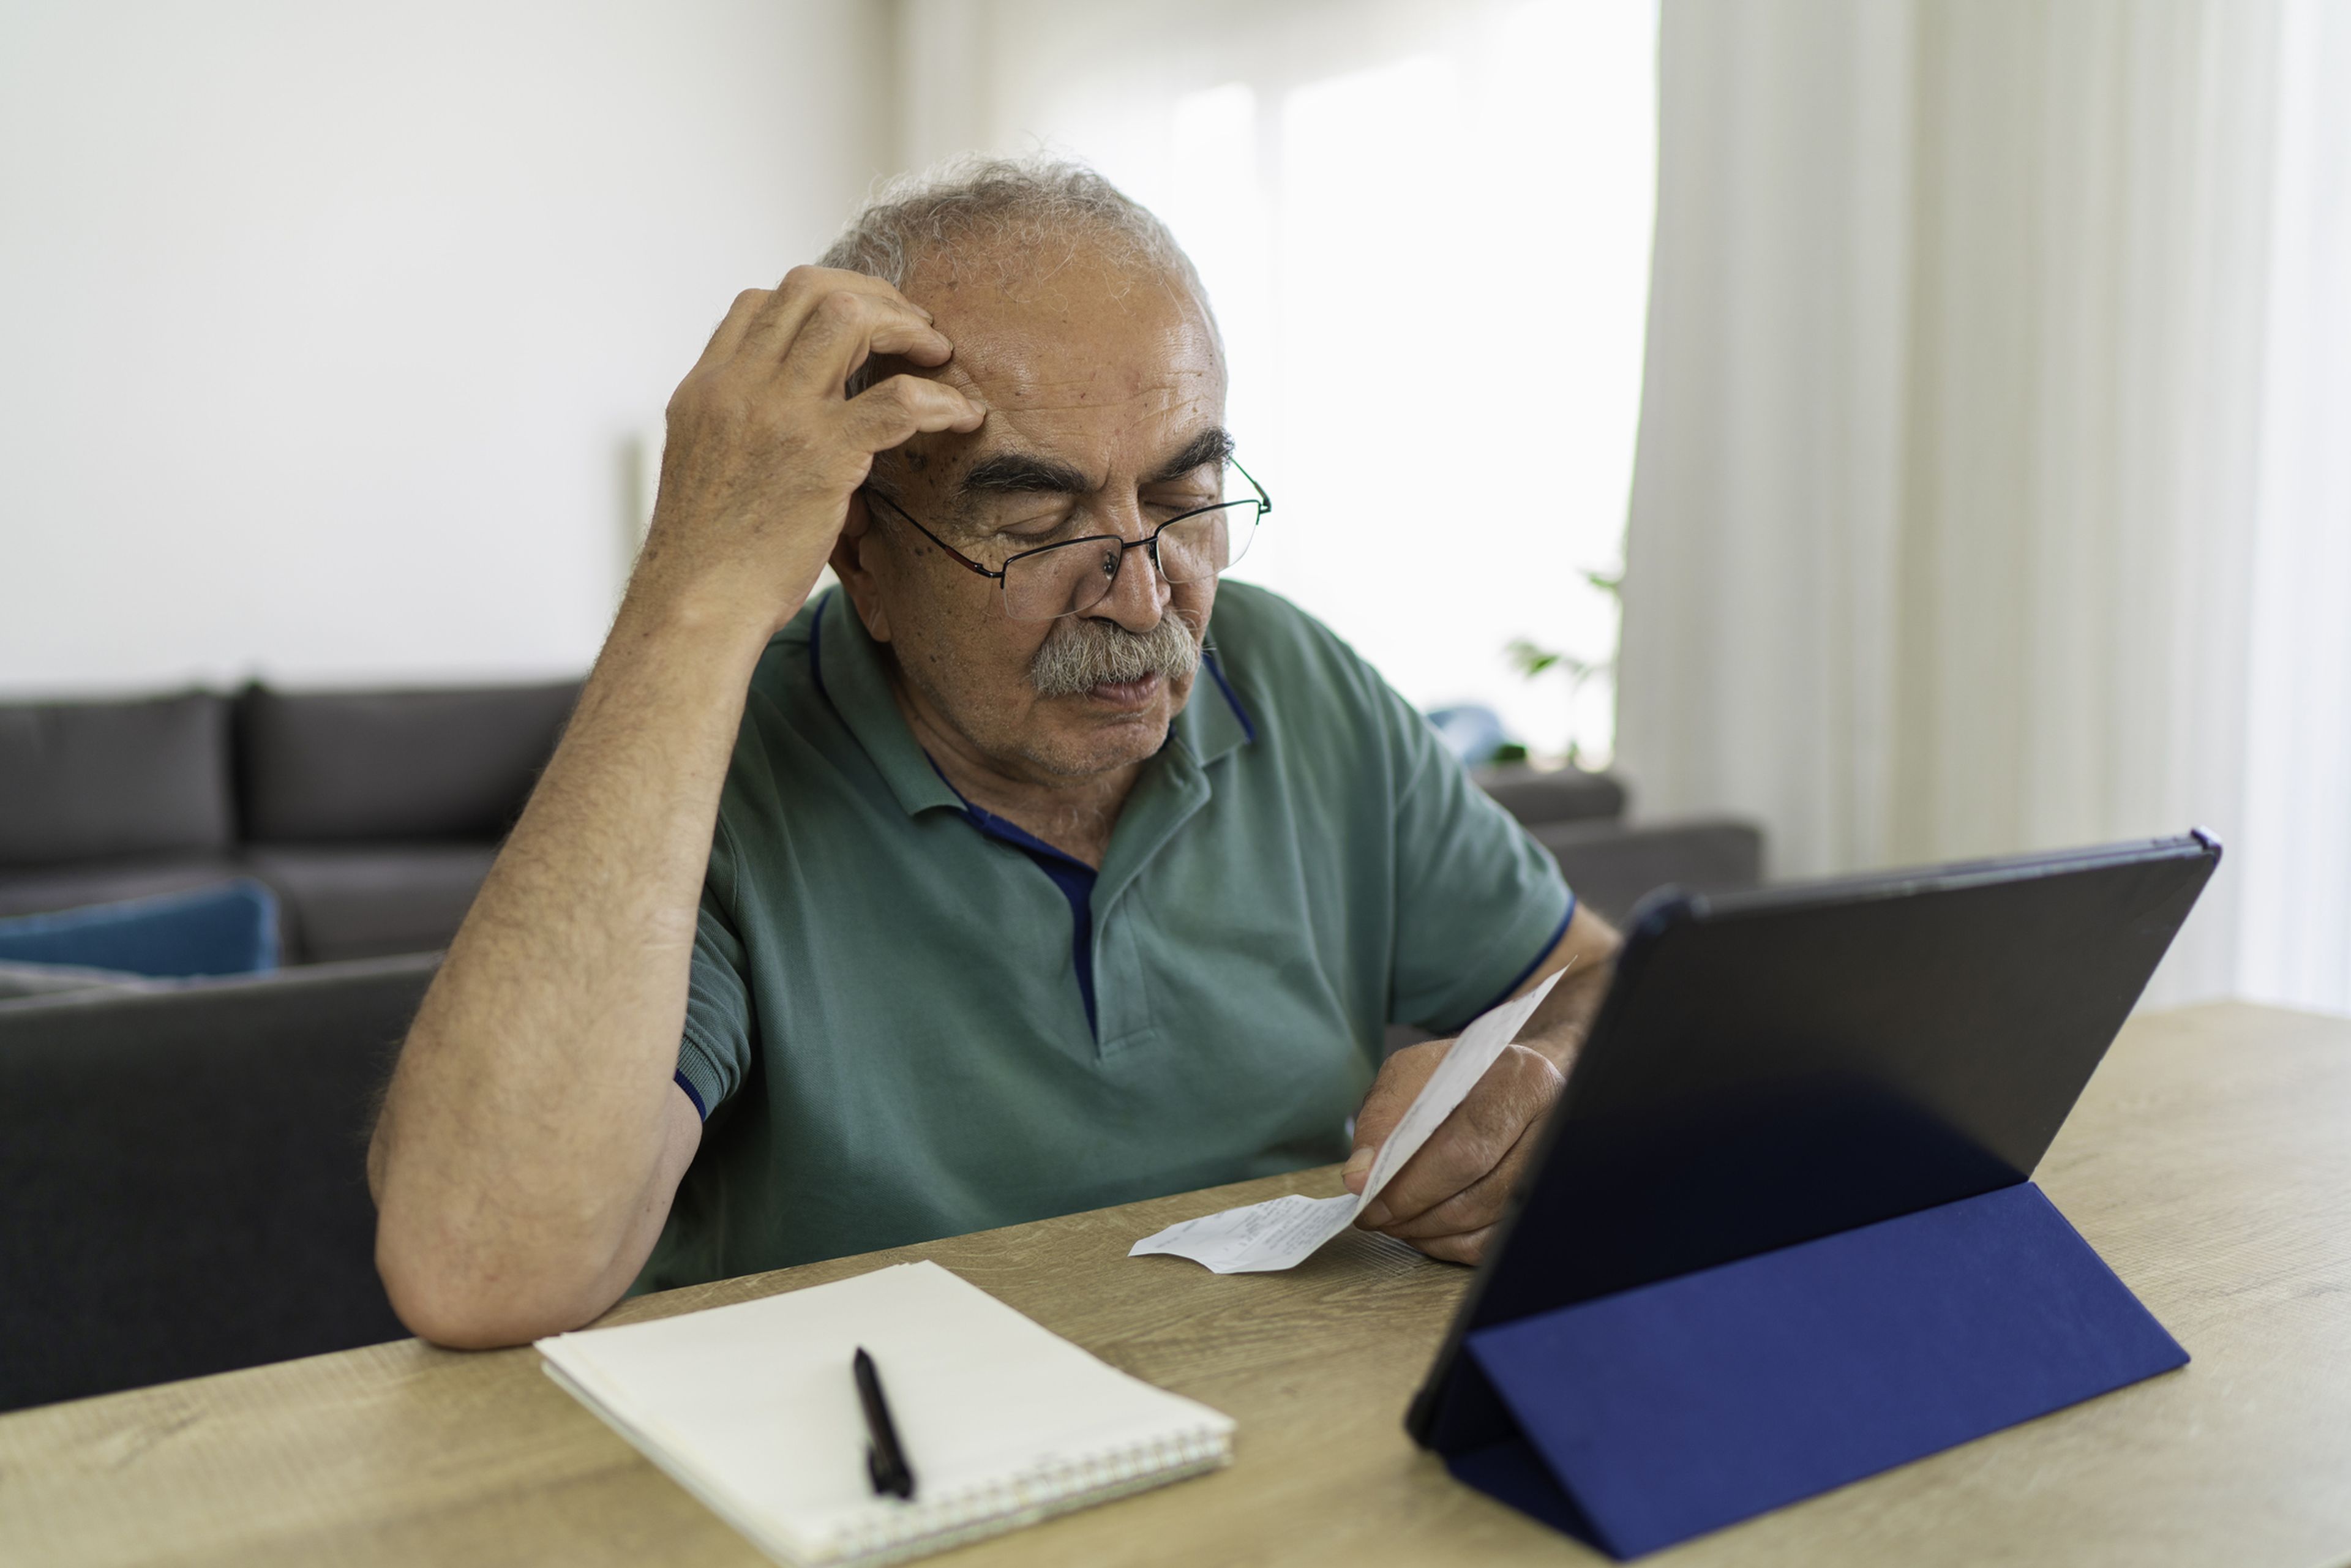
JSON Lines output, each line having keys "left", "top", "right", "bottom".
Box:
{"left": 0, "top": 0, "right": 891, "bottom": 696}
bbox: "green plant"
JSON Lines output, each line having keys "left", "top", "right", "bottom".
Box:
{"left": 1503, "top": 637, "right": 1604, "bottom": 685}
{"left": 1504, "top": 568, "right": 1621, "bottom": 768}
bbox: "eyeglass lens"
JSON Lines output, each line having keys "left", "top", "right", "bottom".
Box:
{"left": 1000, "top": 501, "right": 1257, "bottom": 621}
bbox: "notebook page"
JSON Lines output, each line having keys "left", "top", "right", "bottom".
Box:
{"left": 538, "top": 1261, "right": 1232, "bottom": 1564}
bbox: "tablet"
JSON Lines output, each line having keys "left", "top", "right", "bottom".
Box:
{"left": 1406, "top": 829, "right": 2221, "bottom": 1446}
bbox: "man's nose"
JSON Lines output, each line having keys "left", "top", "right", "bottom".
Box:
{"left": 1092, "top": 533, "right": 1172, "bottom": 633}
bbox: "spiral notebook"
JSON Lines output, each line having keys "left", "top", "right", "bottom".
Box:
{"left": 536, "top": 1260, "right": 1235, "bottom": 1567}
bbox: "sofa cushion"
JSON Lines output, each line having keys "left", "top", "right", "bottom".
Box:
{"left": 0, "top": 854, "right": 252, "bottom": 920}
{"left": 242, "top": 843, "right": 497, "bottom": 962}
{"left": 1531, "top": 817, "right": 1766, "bottom": 925}
{"left": 1473, "top": 763, "right": 1629, "bottom": 827}
{"left": 237, "top": 680, "right": 578, "bottom": 844}
{"left": 0, "top": 879, "right": 280, "bottom": 978}
{"left": 0, "top": 692, "right": 234, "bottom": 866}
{"left": 0, "top": 953, "right": 437, "bottom": 1410}
{"left": 0, "top": 959, "right": 158, "bottom": 1003}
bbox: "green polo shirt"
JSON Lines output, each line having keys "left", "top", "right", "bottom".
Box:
{"left": 637, "top": 581, "right": 1573, "bottom": 1290}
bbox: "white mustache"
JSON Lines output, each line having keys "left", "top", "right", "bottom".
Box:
{"left": 1029, "top": 613, "right": 1202, "bottom": 697}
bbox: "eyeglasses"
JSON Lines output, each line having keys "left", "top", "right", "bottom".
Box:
{"left": 861, "top": 460, "right": 1270, "bottom": 622}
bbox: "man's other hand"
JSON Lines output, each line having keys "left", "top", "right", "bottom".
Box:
{"left": 1340, "top": 1038, "right": 1564, "bottom": 1264}
{"left": 1341, "top": 904, "right": 1619, "bottom": 1264}
{"left": 633, "top": 267, "right": 986, "bottom": 636}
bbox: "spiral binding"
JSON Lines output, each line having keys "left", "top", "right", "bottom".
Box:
{"left": 822, "top": 1424, "right": 1234, "bottom": 1564}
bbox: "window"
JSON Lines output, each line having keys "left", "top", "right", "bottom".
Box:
{"left": 921, "top": 0, "right": 1659, "bottom": 762}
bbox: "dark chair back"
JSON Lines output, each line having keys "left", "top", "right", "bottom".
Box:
{"left": 0, "top": 955, "right": 436, "bottom": 1411}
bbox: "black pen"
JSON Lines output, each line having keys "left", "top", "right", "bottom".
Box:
{"left": 852, "top": 1346, "right": 916, "bottom": 1500}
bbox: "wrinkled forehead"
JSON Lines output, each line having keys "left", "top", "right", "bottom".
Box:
{"left": 897, "top": 242, "right": 1225, "bottom": 427}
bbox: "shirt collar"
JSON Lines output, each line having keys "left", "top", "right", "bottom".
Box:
{"left": 1176, "top": 643, "right": 1255, "bottom": 767}
{"left": 809, "top": 591, "right": 1258, "bottom": 819}
{"left": 809, "top": 592, "right": 964, "bottom": 818}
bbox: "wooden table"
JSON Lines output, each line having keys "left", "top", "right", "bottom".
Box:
{"left": 4, "top": 1001, "right": 2350, "bottom": 1567}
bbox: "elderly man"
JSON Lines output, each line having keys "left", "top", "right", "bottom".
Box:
{"left": 369, "top": 159, "right": 1619, "bottom": 1348}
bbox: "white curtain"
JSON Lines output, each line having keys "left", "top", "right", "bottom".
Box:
{"left": 1618, "top": 0, "right": 2351, "bottom": 1009}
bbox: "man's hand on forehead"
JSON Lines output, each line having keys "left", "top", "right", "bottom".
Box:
{"left": 629, "top": 266, "right": 986, "bottom": 637}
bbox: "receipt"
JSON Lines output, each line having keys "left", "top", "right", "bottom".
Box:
{"left": 1128, "top": 965, "right": 1568, "bottom": 1274}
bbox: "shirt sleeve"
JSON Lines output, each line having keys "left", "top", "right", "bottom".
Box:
{"left": 1382, "top": 686, "right": 1575, "bottom": 1036}
{"left": 675, "top": 818, "right": 755, "bottom": 1119}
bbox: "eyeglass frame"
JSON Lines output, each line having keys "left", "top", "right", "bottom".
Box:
{"left": 858, "top": 459, "right": 1272, "bottom": 618}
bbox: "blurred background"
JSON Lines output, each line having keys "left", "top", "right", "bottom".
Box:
{"left": 2, "top": 0, "right": 2345, "bottom": 1010}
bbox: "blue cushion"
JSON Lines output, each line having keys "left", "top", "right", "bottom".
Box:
{"left": 0, "top": 880, "right": 279, "bottom": 978}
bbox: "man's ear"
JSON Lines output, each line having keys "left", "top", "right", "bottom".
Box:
{"left": 830, "top": 492, "right": 893, "bottom": 645}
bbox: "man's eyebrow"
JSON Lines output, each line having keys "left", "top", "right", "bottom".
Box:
{"left": 955, "top": 427, "right": 1237, "bottom": 500}
{"left": 1145, "top": 427, "right": 1236, "bottom": 485}
{"left": 958, "top": 452, "right": 1093, "bottom": 498}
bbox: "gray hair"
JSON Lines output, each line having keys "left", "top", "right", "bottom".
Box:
{"left": 819, "top": 154, "right": 1213, "bottom": 320}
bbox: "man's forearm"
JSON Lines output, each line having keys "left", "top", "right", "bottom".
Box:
{"left": 370, "top": 268, "right": 981, "bottom": 1346}
{"left": 1515, "top": 902, "right": 1621, "bottom": 1073}
{"left": 369, "top": 589, "right": 770, "bottom": 1346}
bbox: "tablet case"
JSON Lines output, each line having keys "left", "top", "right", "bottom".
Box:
{"left": 1428, "top": 1182, "right": 2184, "bottom": 1559}
{"left": 1411, "top": 834, "right": 2218, "bottom": 1559}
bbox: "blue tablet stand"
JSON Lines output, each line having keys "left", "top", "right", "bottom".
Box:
{"left": 1430, "top": 1183, "right": 2186, "bottom": 1559}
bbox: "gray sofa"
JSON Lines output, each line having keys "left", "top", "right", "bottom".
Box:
{"left": 3, "top": 682, "right": 1745, "bottom": 969}
{"left": 1471, "top": 763, "right": 1763, "bottom": 927}
{"left": 0, "top": 681, "right": 579, "bottom": 963}
{"left": 0, "top": 681, "right": 1761, "bottom": 1412}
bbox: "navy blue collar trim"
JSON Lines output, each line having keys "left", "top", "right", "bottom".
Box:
{"left": 807, "top": 591, "right": 827, "bottom": 697}
{"left": 923, "top": 757, "right": 1096, "bottom": 874}
{"left": 1200, "top": 647, "right": 1256, "bottom": 745}
{"left": 924, "top": 756, "right": 1101, "bottom": 1037}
